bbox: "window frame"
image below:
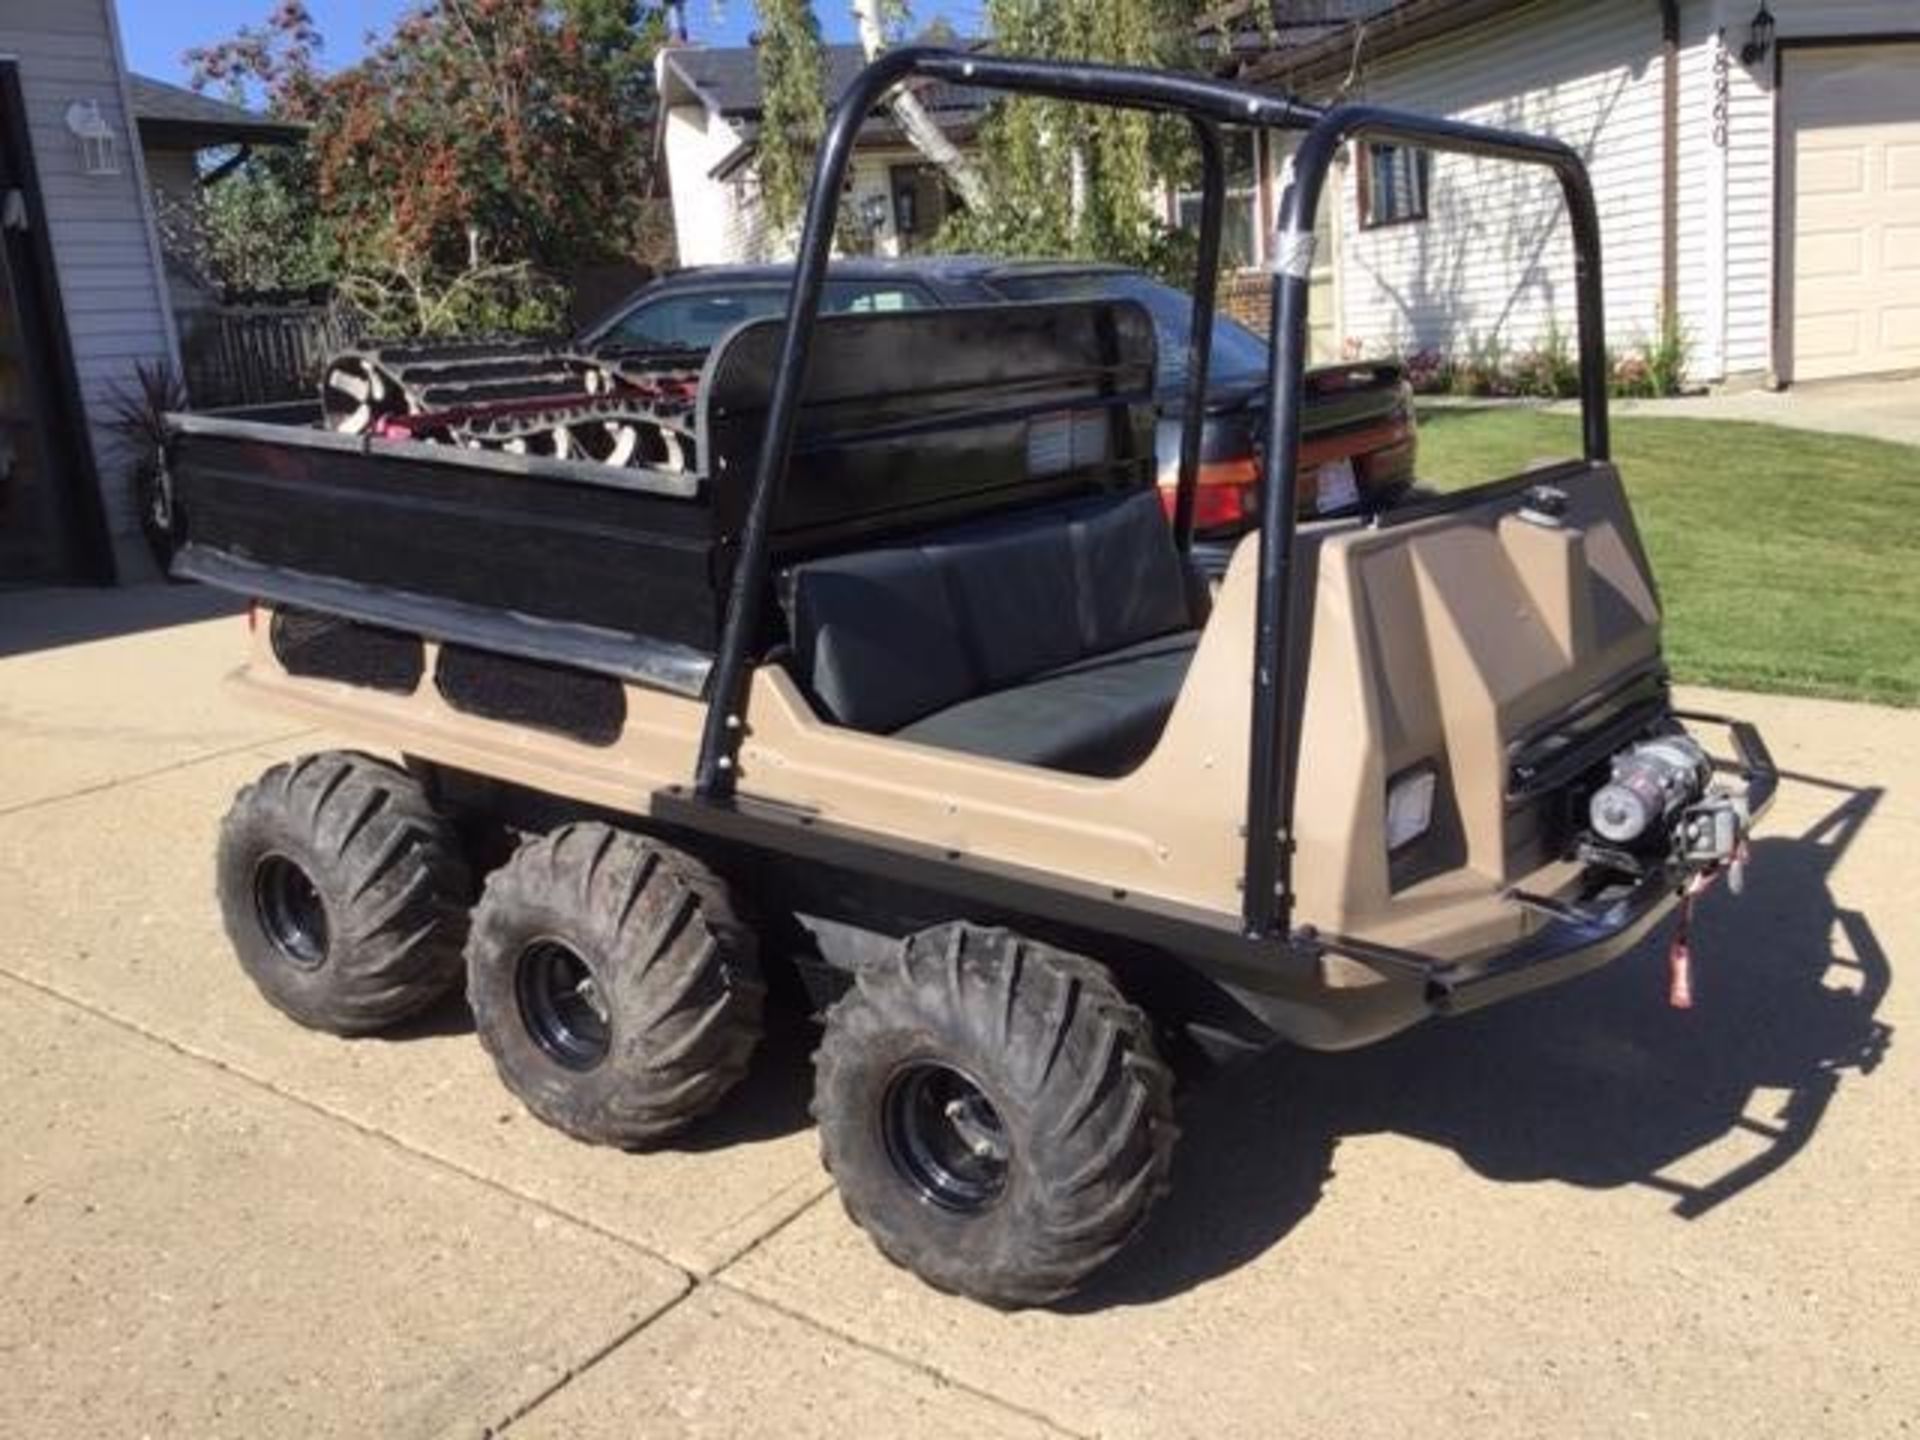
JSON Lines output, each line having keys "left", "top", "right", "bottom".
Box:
{"left": 1356, "top": 140, "right": 1432, "bottom": 231}
{"left": 1172, "top": 129, "right": 1263, "bottom": 270}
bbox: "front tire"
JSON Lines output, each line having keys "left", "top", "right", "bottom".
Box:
{"left": 465, "top": 823, "right": 764, "bottom": 1147}
{"left": 216, "top": 751, "right": 472, "bottom": 1034}
{"left": 812, "top": 923, "right": 1176, "bottom": 1308}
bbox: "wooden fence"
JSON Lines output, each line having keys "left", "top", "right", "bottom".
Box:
{"left": 179, "top": 304, "right": 360, "bottom": 409}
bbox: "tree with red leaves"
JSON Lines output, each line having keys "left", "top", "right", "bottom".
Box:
{"left": 189, "top": 1, "right": 670, "bottom": 332}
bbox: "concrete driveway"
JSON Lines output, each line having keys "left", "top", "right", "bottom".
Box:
{"left": 1558, "top": 373, "right": 1920, "bottom": 447}
{"left": 3, "top": 586, "right": 1913, "bottom": 1437}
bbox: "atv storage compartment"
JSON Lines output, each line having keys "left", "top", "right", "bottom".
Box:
{"left": 167, "top": 300, "right": 1158, "bottom": 694}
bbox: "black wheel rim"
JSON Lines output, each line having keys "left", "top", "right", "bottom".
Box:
{"left": 882, "top": 1062, "right": 1011, "bottom": 1213}
{"left": 253, "top": 853, "right": 329, "bottom": 970}
{"left": 515, "top": 940, "right": 610, "bottom": 1070}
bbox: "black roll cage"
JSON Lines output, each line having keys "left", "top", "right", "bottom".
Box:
{"left": 689, "top": 47, "right": 1610, "bottom": 944}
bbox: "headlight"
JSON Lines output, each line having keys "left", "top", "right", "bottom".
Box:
{"left": 1385, "top": 766, "right": 1437, "bottom": 851}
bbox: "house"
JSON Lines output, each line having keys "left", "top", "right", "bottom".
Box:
{"left": 1206, "top": 0, "right": 1920, "bottom": 386}
{"left": 654, "top": 41, "right": 988, "bottom": 265}
{"left": 1, "top": 0, "right": 176, "bottom": 584}
{"left": 0, "top": 0, "right": 309, "bottom": 588}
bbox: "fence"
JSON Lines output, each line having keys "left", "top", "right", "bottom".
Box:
{"left": 179, "top": 304, "right": 360, "bottom": 409}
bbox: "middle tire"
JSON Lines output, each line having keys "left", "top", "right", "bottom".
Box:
{"left": 466, "top": 822, "right": 764, "bottom": 1147}
{"left": 813, "top": 923, "right": 1178, "bottom": 1307}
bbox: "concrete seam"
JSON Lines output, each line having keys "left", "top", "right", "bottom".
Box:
{"left": 0, "top": 974, "right": 1082, "bottom": 1438}
{"left": 0, "top": 967, "right": 695, "bottom": 1269}
{"left": 693, "top": 1175, "right": 838, "bottom": 1273}
{"left": 480, "top": 1289, "right": 702, "bottom": 1438}
{"left": 0, "top": 728, "right": 319, "bottom": 820}
{"left": 707, "top": 1277, "right": 1094, "bottom": 1440}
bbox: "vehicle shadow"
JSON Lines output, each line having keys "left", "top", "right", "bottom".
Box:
{"left": 1069, "top": 775, "right": 1894, "bottom": 1311}
{"left": 0, "top": 581, "right": 239, "bottom": 658}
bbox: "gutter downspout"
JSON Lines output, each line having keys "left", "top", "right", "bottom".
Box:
{"left": 1660, "top": 0, "right": 1680, "bottom": 332}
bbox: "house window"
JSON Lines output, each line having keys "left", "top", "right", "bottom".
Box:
{"left": 1358, "top": 142, "right": 1431, "bottom": 228}
{"left": 1174, "top": 131, "right": 1260, "bottom": 269}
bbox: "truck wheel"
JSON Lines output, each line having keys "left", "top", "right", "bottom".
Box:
{"left": 812, "top": 923, "right": 1176, "bottom": 1308}
{"left": 217, "top": 752, "right": 472, "bottom": 1034}
{"left": 465, "top": 823, "right": 764, "bottom": 1147}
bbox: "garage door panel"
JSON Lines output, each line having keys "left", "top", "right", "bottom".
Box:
{"left": 1795, "top": 311, "right": 1861, "bottom": 362}
{"left": 1890, "top": 144, "right": 1920, "bottom": 192}
{"left": 1797, "top": 229, "right": 1864, "bottom": 281}
{"left": 1879, "top": 308, "right": 1920, "bottom": 359}
{"left": 1785, "top": 44, "right": 1920, "bottom": 382}
{"left": 1797, "top": 146, "right": 1867, "bottom": 197}
{"left": 1888, "top": 227, "right": 1920, "bottom": 274}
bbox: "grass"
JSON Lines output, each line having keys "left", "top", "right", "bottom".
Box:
{"left": 1413, "top": 406, "right": 1920, "bottom": 706}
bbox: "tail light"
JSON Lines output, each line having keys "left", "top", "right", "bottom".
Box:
{"left": 1158, "top": 456, "right": 1261, "bottom": 531}
{"left": 1160, "top": 388, "right": 1420, "bottom": 528}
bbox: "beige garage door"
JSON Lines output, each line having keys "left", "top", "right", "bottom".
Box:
{"left": 1781, "top": 43, "right": 1920, "bottom": 382}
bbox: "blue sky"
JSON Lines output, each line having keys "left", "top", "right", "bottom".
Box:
{"left": 117, "top": 1, "right": 984, "bottom": 88}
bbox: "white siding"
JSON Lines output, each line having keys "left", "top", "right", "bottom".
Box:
{"left": 1330, "top": 0, "right": 1668, "bottom": 366}
{"left": 662, "top": 103, "right": 759, "bottom": 264}
{"left": 1319, "top": 0, "right": 1920, "bottom": 383}
{"left": 1675, "top": 0, "right": 1725, "bottom": 379}
{"left": 663, "top": 98, "right": 934, "bottom": 265}
{"left": 2, "top": 0, "right": 177, "bottom": 579}
{"left": 1719, "top": 29, "right": 1774, "bottom": 377}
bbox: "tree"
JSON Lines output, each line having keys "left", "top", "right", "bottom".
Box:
{"left": 937, "top": 0, "right": 1203, "bottom": 279}
{"left": 749, "top": 0, "right": 831, "bottom": 238}
{"left": 186, "top": 1, "right": 672, "bottom": 333}
{"left": 850, "top": 0, "right": 985, "bottom": 211}
{"left": 747, "top": 0, "right": 1201, "bottom": 276}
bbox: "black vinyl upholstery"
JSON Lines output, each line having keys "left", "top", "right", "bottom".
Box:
{"left": 781, "top": 489, "right": 1198, "bottom": 776}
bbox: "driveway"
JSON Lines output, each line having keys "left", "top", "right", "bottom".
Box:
{"left": 1566, "top": 373, "right": 1920, "bottom": 447}
{"left": 3, "top": 586, "right": 1913, "bottom": 1437}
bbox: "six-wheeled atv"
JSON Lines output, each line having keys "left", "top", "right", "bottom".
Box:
{"left": 165, "top": 50, "right": 1772, "bottom": 1307}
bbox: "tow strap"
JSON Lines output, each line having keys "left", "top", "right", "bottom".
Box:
{"left": 1666, "top": 841, "right": 1749, "bottom": 1009}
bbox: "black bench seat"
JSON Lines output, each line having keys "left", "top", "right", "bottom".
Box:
{"left": 780, "top": 489, "right": 1199, "bottom": 777}
{"left": 895, "top": 630, "right": 1198, "bottom": 774}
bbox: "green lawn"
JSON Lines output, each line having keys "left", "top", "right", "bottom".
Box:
{"left": 1413, "top": 406, "right": 1920, "bottom": 706}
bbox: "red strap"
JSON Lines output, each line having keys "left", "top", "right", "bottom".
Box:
{"left": 1665, "top": 843, "right": 1745, "bottom": 1010}
{"left": 1668, "top": 896, "right": 1695, "bottom": 1009}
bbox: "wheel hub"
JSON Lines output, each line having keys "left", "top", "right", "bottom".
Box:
{"left": 516, "top": 940, "right": 611, "bottom": 1070}
{"left": 253, "top": 853, "right": 329, "bottom": 970}
{"left": 882, "top": 1062, "right": 1010, "bottom": 1213}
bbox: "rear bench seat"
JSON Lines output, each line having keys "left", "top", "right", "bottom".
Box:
{"left": 779, "top": 489, "right": 1199, "bottom": 777}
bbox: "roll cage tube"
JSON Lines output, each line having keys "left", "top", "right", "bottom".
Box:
{"left": 691, "top": 48, "right": 1611, "bottom": 946}
{"left": 1242, "top": 104, "right": 1609, "bottom": 938}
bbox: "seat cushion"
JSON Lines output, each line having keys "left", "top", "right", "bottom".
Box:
{"left": 895, "top": 631, "right": 1199, "bottom": 777}
{"left": 779, "top": 542, "right": 976, "bottom": 733}
{"left": 781, "top": 488, "right": 1193, "bottom": 738}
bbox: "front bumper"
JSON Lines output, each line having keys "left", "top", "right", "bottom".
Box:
{"left": 1429, "top": 711, "right": 1776, "bottom": 1015}
{"left": 1307, "top": 711, "right": 1776, "bottom": 1023}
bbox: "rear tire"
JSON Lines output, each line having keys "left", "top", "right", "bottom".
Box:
{"left": 465, "top": 823, "right": 764, "bottom": 1147}
{"left": 812, "top": 923, "right": 1176, "bottom": 1308}
{"left": 216, "top": 751, "right": 472, "bottom": 1034}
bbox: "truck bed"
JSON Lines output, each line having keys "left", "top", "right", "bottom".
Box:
{"left": 166, "top": 301, "right": 1161, "bottom": 694}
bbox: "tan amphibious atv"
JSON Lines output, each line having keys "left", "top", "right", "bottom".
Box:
{"left": 166, "top": 52, "right": 1773, "bottom": 1307}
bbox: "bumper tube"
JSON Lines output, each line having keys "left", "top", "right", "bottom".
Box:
{"left": 1318, "top": 712, "right": 1777, "bottom": 1020}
